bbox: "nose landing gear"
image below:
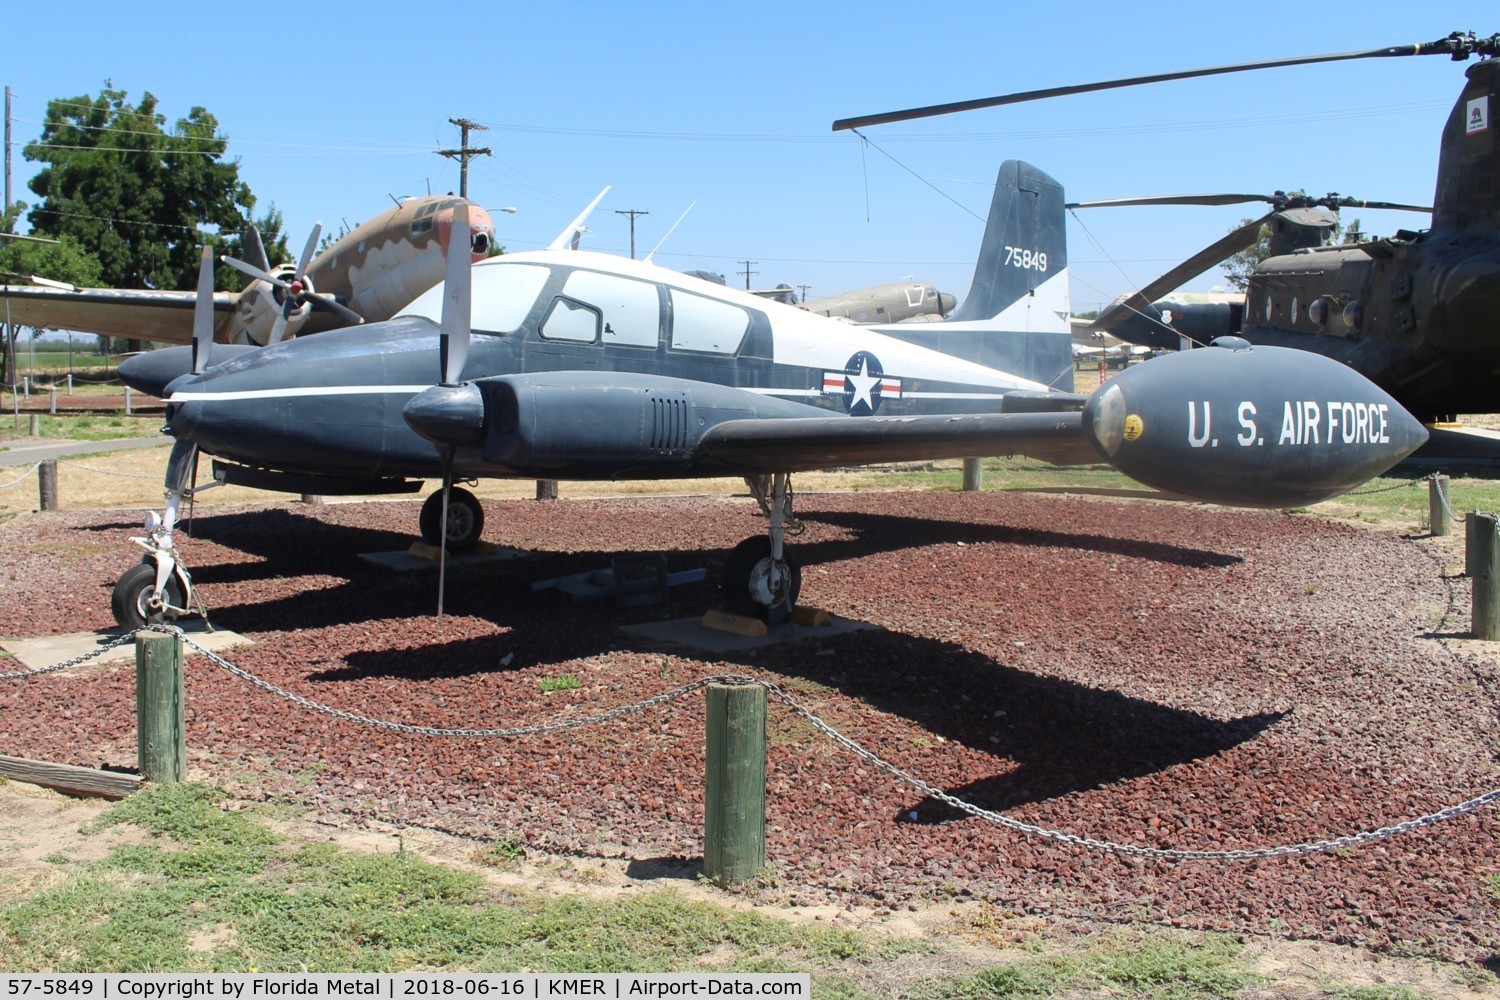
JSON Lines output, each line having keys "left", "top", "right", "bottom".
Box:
{"left": 722, "top": 472, "right": 802, "bottom": 622}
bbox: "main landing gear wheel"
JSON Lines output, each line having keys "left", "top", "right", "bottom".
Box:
{"left": 111, "top": 563, "right": 186, "bottom": 630}
{"left": 722, "top": 536, "right": 801, "bottom": 621}
{"left": 420, "top": 487, "right": 485, "bottom": 552}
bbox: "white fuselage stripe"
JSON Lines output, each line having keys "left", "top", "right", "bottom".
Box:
{"left": 169, "top": 385, "right": 431, "bottom": 402}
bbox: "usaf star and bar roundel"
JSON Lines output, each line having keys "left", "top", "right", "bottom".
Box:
{"left": 822, "top": 351, "right": 902, "bottom": 416}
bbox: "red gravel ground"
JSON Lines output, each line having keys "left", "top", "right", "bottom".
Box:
{"left": 1, "top": 490, "right": 1497, "bottom": 961}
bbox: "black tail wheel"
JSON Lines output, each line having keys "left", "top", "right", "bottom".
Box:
{"left": 111, "top": 563, "right": 186, "bottom": 630}
{"left": 722, "top": 536, "right": 801, "bottom": 620}
{"left": 419, "top": 487, "right": 485, "bottom": 552}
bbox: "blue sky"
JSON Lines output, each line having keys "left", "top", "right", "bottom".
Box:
{"left": 5, "top": 2, "right": 1492, "bottom": 314}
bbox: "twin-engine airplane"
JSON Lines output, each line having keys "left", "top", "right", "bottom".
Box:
{"left": 112, "top": 161, "right": 1427, "bottom": 629}
{"left": 0, "top": 195, "right": 496, "bottom": 347}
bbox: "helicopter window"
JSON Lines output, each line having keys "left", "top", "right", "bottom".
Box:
{"left": 541, "top": 295, "right": 601, "bottom": 343}
{"left": 669, "top": 290, "right": 749, "bottom": 355}
{"left": 561, "top": 270, "right": 659, "bottom": 347}
{"left": 1290, "top": 297, "right": 1299, "bottom": 323}
{"left": 398, "top": 262, "right": 551, "bottom": 335}
{"left": 1264, "top": 296, "right": 1273, "bottom": 323}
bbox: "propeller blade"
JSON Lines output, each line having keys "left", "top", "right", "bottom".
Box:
{"left": 1091, "top": 211, "right": 1274, "bottom": 337}
{"left": 243, "top": 224, "right": 270, "bottom": 274}
{"left": 294, "top": 222, "right": 322, "bottom": 282}
{"left": 307, "top": 295, "right": 365, "bottom": 326}
{"left": 267, "top": 308, "right": 290, "bottom": 345}
{"left": 833, "top": 36, "right": 1474, "bottom": 130}
{"left": 191, "top": 246, "right": 215, "bottom": 374}
{"left": 439, "top": 203, "right": 473, "bottom": 386}
{"left": 221, "top": 255, "right": 288, "bottom": 289}
{"left": 1069, "top": 194, "right": 1277, "bottom": 210}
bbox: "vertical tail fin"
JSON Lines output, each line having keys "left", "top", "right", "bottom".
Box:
{"left": 949, "top": 160, "right": 1069, "bottom": 325}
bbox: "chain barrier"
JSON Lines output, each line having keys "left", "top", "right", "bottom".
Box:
{"left": 56, "top": 459, "right": 162, "bottom": 480}
{"left": 0, "top": 463, "right": 41, "bottom": 491}
{"left": 7, "top": 624, "right": 1500, "bottom": 860}
{"left": 1342, "top": 474, "right": 1425, "bottom": 498}
{"left": 1430, "top": 473, "right": 1472, "bottom": 526}
{"left": 0, "top": 627, "right": 140, "bottom": 680}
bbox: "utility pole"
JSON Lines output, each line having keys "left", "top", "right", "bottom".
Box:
{"left": 436, "top": 117, "right": 491, "bottom": 199}
{"left": 4, "top": 86, "right": 11, "bottom": 211}
{"left": 614, "top": 209, "right": 649, "bottom": 259}
{"left": 738, "top": 260, "right": 758, "bottom": 290}
{"left": 797, "top": 284, "right": 811, "bottom": 302}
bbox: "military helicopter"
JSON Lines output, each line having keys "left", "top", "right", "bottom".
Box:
{"left": 834, "top": 30, "right": 1500, "bottom": 423}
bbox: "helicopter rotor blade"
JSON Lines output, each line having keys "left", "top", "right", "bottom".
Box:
{"left": 834, "top": 35, "right": 1482, "bottom": 131}
{"left": 1090, "top": 211, "right": 1275, "bottom": 337}
{"left": 1326, "top": 196, "right": 1433, "bottom": 213}
{"left": 1068, "top": 194, "right": 1280, "bottom": 210}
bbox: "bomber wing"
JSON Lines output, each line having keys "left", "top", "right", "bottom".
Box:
{"left": 0, "top": 285, "right": 237, "bottom": 344}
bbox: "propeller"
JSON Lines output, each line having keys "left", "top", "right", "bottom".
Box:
{"left": 221, "top": 221, "right": 363, "bottom": 342}
{"left": 833, "top": 32, "right": 1500, "bottom": 131}
{"left": 191, "top": 245, "right": 215, "bottom": 375}
{"left": 435, "top": 203, "right": 473, "bottom": 619}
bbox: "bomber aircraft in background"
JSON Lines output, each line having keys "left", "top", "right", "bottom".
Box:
{"left": 111, "top": 161, "right": 1427, "bottom": 629}
{"left": 803, "top": 280, "right": 956, "bottom": 324}
{"left": 0, "top": 195, "right": 496, "bottom": 347}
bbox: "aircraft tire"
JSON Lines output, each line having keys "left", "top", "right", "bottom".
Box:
{"left": 420, "top": 487, "right": 485, "bottom": 552}
{"left": 722, "top": 536, "right": 801, "bottom": 620}
{"left": 111, "top": 562, "right": 185, "bottom": 631}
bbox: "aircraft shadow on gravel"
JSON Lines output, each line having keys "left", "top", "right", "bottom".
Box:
{"left": 79, "top": 504, "right": 1279, "bottom": 808}
{"left": 78, "top": 499, "right": 1245, "bottom": 635}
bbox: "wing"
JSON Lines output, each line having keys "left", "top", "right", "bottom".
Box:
{"left": 698, "top": 411, "right": 1101, "bottom": 472}
{"left": 0, "top": 285, "right": 238, "bottom": 344}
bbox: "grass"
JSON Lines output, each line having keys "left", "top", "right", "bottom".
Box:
{"left": 0, "top": 782, "right": 1466, "bottom": 995}
{"left": 538, "top": 673, "right": 582, "bottom": 692}
{"left": 0, "top": 783, "right": 898, "bottom": 981}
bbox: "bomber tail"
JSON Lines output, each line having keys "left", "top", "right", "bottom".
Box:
{"left": 876, "top": 160, "right": 1074, "bottom": 389}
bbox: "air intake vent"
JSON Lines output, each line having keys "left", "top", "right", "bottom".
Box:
{"left": 649, "top": 395, "right": 689, "bottom": 452}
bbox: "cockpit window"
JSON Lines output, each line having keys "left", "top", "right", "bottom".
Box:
{"left": 540, "top": 296, "right": 601, "bottom": 342}
{"left": 398, "top": 262, "right": 551, "bottom": 334}
{"left": 562, "top": 270, "right": 660, "bottom": 347}
{"left": 669, "top": 290, "right": 749, "bottom": 355}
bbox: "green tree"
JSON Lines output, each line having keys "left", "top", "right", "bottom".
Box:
{"left": 23, "top": 85, "right": 263, "bottom": 293}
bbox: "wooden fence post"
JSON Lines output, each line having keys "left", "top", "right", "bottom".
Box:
{"left": 1430, "top": 475, "right": 1451, "bottom": 537}
{"left": 136, "top": 630, "right": 185, "bottom": 782}
{"left": 704, "top": 682, "right": 766, "bottom": 885}
{"left": 38, "top": 459, "right": 57, "bottom": 511}
{"left": 536, "top": 480, "right": 558, "bottom": 501}
{"left": 1472, "top": 512, "right": 1500, "bottom": 641}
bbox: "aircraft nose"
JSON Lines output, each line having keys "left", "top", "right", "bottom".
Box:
{"left": 438, "top": 203, "right": 496, "bottom": 262}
